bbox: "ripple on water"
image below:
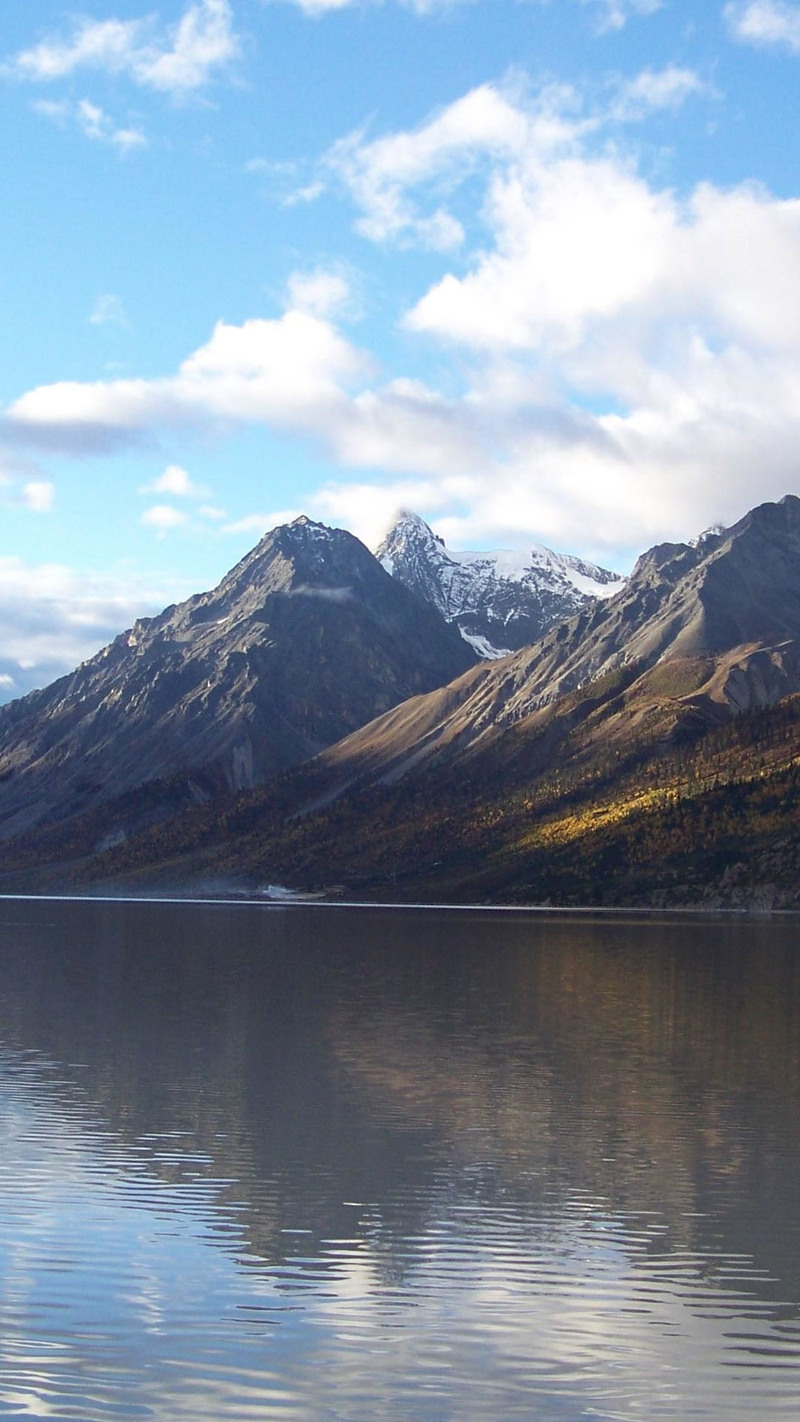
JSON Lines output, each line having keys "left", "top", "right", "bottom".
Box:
{"left": 1, "top": 902, "right": 800, "bottom": 1420}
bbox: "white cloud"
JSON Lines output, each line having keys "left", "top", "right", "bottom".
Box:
{"left": 141, "top": 503, "right": 189, "bottom": 534}
{"left": 725, "top": 0, "right": 800, "bottom": 52}
{"left": 76, "top": 98, "right": 145, "bottom": 149}
{"left": 287, "top": 269, "right": 353, "bottom": 319}
{"left": 407, "top": 164, "right": 800, "bottom": 360}
{"left": 314, "top": 476, "right": 468, "bottom": 549}
{"left": 0, "top": 460, "right": 55, "bottom": 515}
{"left": 140, "top": 0, "right": 239, "bottom": 92}
{"left": 14, "top": 19, "right": 144, "bottom": 82}
{"left": 20, "top": 480, "right": 55, "bottom": 513}
{"left": 4, "top": 310, "right": 371, "bottom": 453}
{"left": 0, "top": 558, "right": 191, "bottom": 702}
{"left": 10, "top": 0, "right": 239, "bottom": 96}
{"left": 407, "top": 157, "right": 677, "bottom": 351}
{"left": 6, "top": 79, "right": 800, "bottom": 561}
{"left": 34, "top": 97, "right": 146, "bottom": 151}
{"left": 325, "top": 71, "right": 706, "bottom": 249}
{"left": 327, "top": 81, "right": 587, "bottom": 247}
{"left": 610, "top": 66, "right": 709, "bottom": 121}
{"left": 138, "top": 468, "right": 223, "bottom": 536}
{"left": 142, "top": 463, "right": 208, "bottom": 498}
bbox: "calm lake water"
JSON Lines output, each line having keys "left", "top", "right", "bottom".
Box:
{"left": 0, "top": 899, "right": 799, "bottom": 1420}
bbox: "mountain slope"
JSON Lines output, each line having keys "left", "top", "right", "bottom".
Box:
{"left": 0, "top": 516, "right": 476, "bottom": 841}
{"left": 38, "top": 649, "right": 800, "bottom": 909}
{"left": 262, "top": 494, "right": 800, "bottom": 799}
{"left": 38, "top": 494, "right": 800, "bottom": 906}
{"left": 376, "top": 510, "right": 623, "bottom": 657}
{"left": 498, "top": 493, "right": 800, "bottom": 710}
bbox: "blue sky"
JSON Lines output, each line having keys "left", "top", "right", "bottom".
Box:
{"left": 1, "top": 0, "right": 800, "bottom": 697}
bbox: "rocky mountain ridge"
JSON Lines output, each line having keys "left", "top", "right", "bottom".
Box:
{"left": 376, "top": 510, "right": 623, "bottom": 657}
{"left": 29, "top": 493, "right": 800, "bottom": 908}
{"left": 281, "top": 494, "right": 800, "bottom": 800}
{"left": 0, "top": 516, "right": 475, "bottom": 841}
{"left": 6, "top": 494, "right": 800, "bottom": 909}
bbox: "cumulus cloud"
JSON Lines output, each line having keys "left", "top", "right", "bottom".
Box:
{"left": 9, "top": 0, "right": 239, "bottom": 96}
{"left": 139, "top": 465, "right": 218, "bottom": 533}
{"left": 5, "top": 78, "right": 800, "bottom": 561}
{"left": 725, "top": 0, "right": 800, "bottom": 52}
{"left": 326, "top": 81, "right": 587, "bottom": 247}
{"left": 405, "top": 160, "right": 800, "bottom": 361}
{"left": 314, "top": 475, "right": 473, "bottom": 549}
{"left": 324, "top": 70, "right": 705, "bottom": 249}
{"left": 4, "top": 309, "right": 371, "bottom": 453}
{"left": 141, "top": 464, "right": 208, "bottom": 498}
{"left": 287, "top": 268, "right": 354, "bottom": 319}
{"left": 314, "top": 79, "right": 800, "bottom": 553}
{"left": 0, "top": 559, "right": 191, "bottom": 702}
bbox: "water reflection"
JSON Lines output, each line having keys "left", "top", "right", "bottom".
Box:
{"left": 0, "top": 899, "right": 798, "bottom": 1419}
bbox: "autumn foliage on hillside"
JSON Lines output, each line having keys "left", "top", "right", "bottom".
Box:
{"left": 29, "top": 672, "right": 799, "bottom": 910}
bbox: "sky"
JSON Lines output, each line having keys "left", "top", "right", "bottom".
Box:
{"left": 2, "top": 0, "right": 800, "bottom": 699}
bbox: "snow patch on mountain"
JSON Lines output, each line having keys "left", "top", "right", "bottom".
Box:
{"left": 459, "top": 629, "right": 513, "bottom": 660}
{"left": 376, "top": 511, "right": 625, "bottom": 657}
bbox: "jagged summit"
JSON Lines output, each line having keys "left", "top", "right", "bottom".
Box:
{"left": 7, "top": 494, "right": 800, "bottom": 899}
{"left": 214, "top": 515, "right": 379, "bottom": 605}
{"left": 0, "top": 515, "right": 475, "bottom": 843}
{"left": 381, "top": 509, "right": 446, "bottom": 552}
{"left": 231, "top": 493, "right": 800, "bottom": 838}
{"left": 70, "top": 492, "right": 800, "bottom": 905}
{"left": 376, "top": 510, "right": 624, "bottom": 657}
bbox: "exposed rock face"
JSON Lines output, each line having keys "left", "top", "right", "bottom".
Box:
{"left": 297, "top": 495, "right": 800, "bottom": 792}
{"left": 494, "top": 493, "right": 800, "bottom": 714}
{"left": 0, "top": 516, "right": 476, "bottom": 840}
{"left": 376, "top": 510, "right": 624, "bottom": 657}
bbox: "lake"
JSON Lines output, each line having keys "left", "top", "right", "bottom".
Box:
{"left": 0, "top": 898, "right": 798, "bottom": 1420}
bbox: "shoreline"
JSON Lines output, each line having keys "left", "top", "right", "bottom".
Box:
{"left": 1, "top": 891, "right": 797, "bottom": 919}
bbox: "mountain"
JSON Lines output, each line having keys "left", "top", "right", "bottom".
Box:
{"left": 376, "top": 510, "right": 624, "bottom": 657}
{"left": 44, "top": 494, "right": 800, "bottom": 908}
{"left": 0, "top": 516, "right": 476, "bottom": 842}
{"left": 264, "top": 494, "right": 800, "bottom": 797}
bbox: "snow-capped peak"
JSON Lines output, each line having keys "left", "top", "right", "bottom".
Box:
{"left": 376, "top": 512, "right": 625, "bottom": 658}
